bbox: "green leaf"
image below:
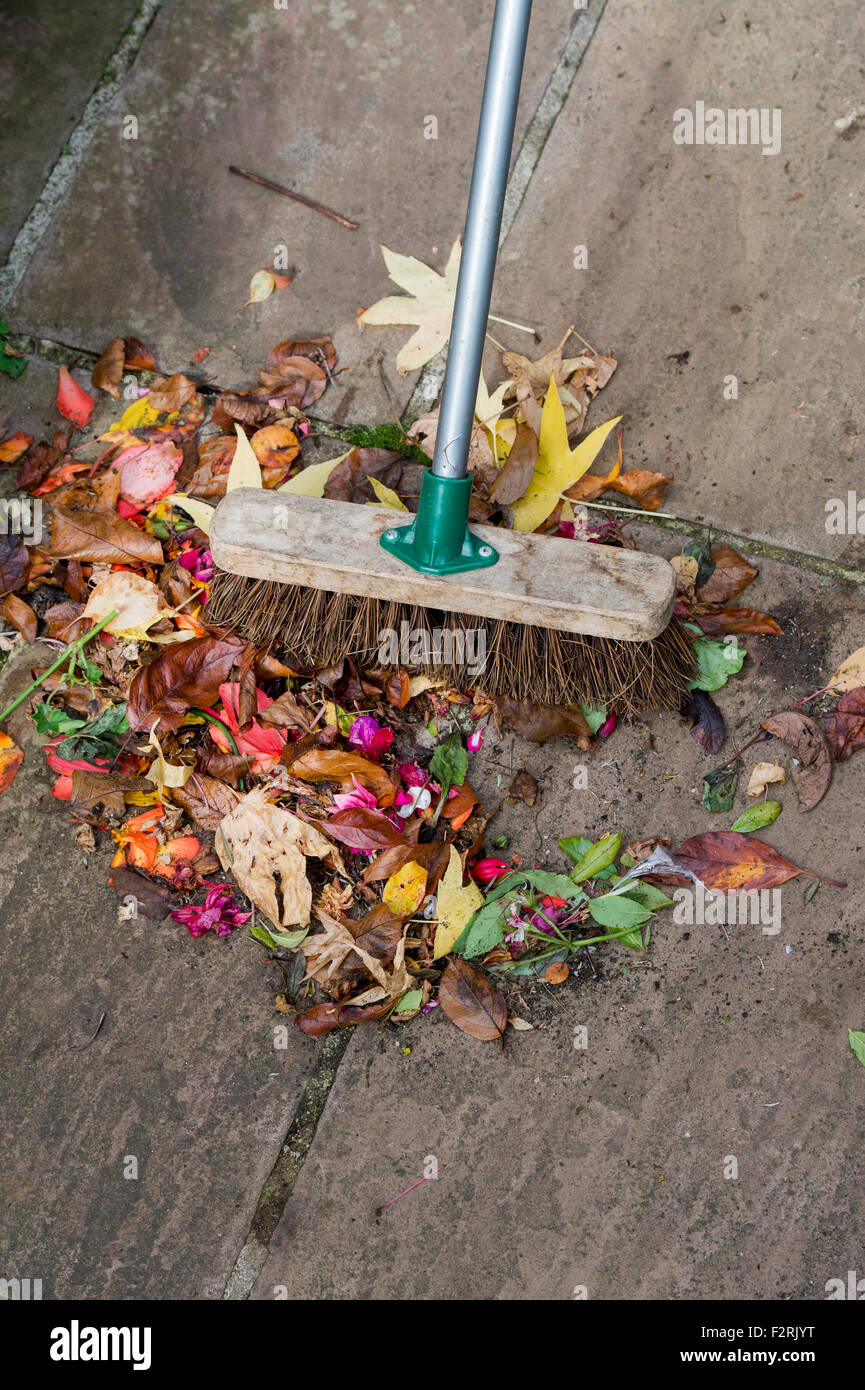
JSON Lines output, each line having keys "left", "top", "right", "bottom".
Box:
{"left": 559, "top": 835, "right": 593, "bottom": 863}
{"left": 394, "top": 988, "right": 423, "bottom": 1014}
{"left": 429, "top": 732, "right": 467, "bottom": 797}
{"left": 516, "top": 870, "right": 585, "bottom": 900}
{"left": 578, "top": 703, "right": 608, "bottom": 735}
{"left": 730, "top": 801, "right": 781, "bottom": 833}
{"left": 56, "top": 701, "right": 129, "bottom": 760}
{"left": 250, "top": 924, "right": 276, "bottom": 949}
{"left": 268, "top": 927, "right": 308, "bottom": 950}
{"left": 804, "top": 880, "right": 819, "bottom": 904}
{"left": 849, "top": 1030, "right": 865, "bottom": 1068}
{"left": 569, "top": 833, "right": 622, "bottom": 883}
{"left": 688, "top": 636, "right": 746, "bottom": 692}
{"left": 588, "top": 895, "right": 652, "bottom": 929}
{"left": 32, "top": 703, "right": 86, "bottom": 737}
{"left": 702, "top": 765, "right": 738, "bottom": 813}
{"left": 683, "top": 540, "right": 715, "bottom": 590}
{"left": 613, "top": 878, "right": 674, "bottom": 911}
{"left": 452, "top": 898, "right": 508, "bottom": 959}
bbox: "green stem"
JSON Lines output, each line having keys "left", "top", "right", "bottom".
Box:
{"left": 0, "top": 610, "right": 118, "bottom": 725}
{"left": 192, "top": 708, "right": 245, "bottom": 791}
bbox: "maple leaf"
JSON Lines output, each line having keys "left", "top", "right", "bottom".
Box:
{"left": 510, "top": 377, "right": 620, "bottom": 532}
{"left": 358, "top": 240, "right": 461, "bottom": 374}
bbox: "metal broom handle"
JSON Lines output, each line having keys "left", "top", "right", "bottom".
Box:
{"left": 431, "top": 0, "right": 533, "bottom": 481}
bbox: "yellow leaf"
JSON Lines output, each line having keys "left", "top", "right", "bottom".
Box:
{"left": 245, "top": 269, "right": 275, "bottom": 305}
{"left": 226, "top": 423, "right": 262, "bottom": 491}
{"left": 109, "top": 398, "right": 164, "bottom": 432}
{"left": 382, "top": 861, "right": 428, "bottom": 918}
{"left": 164, "top": 494, "right": 215, "bottom": 535}
{"left": 366, "top": 476, "right": 408, "bottom": 510}
{"left": 145, "top": 728, "right": 193, "bottom": 789}
{"left": 277, "top": 453, "right": 347, "bottom": 496}
{"left": 827, "top": 645, "right": 865, "bottom": 693}
{"left": 358, "top": 240, "right": 461, "bottom": 374}
{"left": 510, "top": 377, "right": 620, "bottom": 532}
{"left": 433, "top": 845, "right": 483, "bottom": 959}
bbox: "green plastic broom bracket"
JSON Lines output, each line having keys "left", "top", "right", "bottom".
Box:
{"left": 379, "top": 471, "right": 499, "bottom": 576}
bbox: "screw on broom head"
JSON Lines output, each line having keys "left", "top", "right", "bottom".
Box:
{"left": 205, "top": 569, "right": 695, "bottom": 713}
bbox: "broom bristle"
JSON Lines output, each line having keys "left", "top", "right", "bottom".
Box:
{"left": 206, "top": 568, "right": 695, "bottom": 713}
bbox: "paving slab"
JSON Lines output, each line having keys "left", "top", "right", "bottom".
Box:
{"left": 0, "top": 647, "right": 318, "bottom": 1299}
{"left": 252, "top": 554, "right": 865, "bottom": 1299}
{"left": 0, "top": 0, "right": 141, "bottom": 260}
{"left": 6, "top": 0, "right": 572, "bottom": 419}
{"left": 494, "top": 0, "right": 865, "bottom": 564}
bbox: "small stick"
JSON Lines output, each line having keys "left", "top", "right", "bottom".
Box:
{"left": 228, "top": 165, "right": 359, "bottom": 230}
{"left": 376, "top": 1164, "right": 445, "bottom": 1216}
{"left": 69, "top": 1011, "right": 106, "bottom": 1052}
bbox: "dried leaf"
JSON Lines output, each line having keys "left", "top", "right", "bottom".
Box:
{"left": 216, "top": 787, "right": 341, "bottom": 928}
{"left": 2, "top": 592, "right": 37, "bottom": 643}
{"left": 110, "top": 864, "right": 175, "bottom": 920}
{"left": 0, "top": 534, "right": 31, "bottom": 595}
{"left": 438, "top": 958, "right": 507, "bottom": 1042}
{"left": 510, "top": 378, "right": 620, "bottom": 532}
{"left": 145, "top": 726, "right": 193, "bottom": 788}
{"left": 56, "top": 366, "right": 94, "bottom": 427}
{"left": 545, "top": 961, "right": 569, "bottom": 984}
{"left": 696, "top": 546, "right": 757, "bottom": 604}
{"left": 680, "top": 689, "right": 725, "bottom": 754}
{"left": 825, "top": 687, "right": 865, "bottom": 762}
{"left": 507, "top": 769, "right": 539, "bottom": 805}
{"left": 257, "top": 688, "right": 314, "bottom": 732}
{"left": 747, "top": 761, "right": 786, "bottom": 796}
{"left": 117, "top": 439, "right": 183, "bottom": 507}
{"left": 320, "top": 807, "right": 405, "bottom": 852}
{"left": 359, "top": 239, "right": 461, "bottom": 374}
{"left": 0, "top": 432, "right": 34, "bottom": 464}
{"left": 172, "top": 774, "right": 239, "bottom": 829}
{"left": 146, "top": 374, "right": 197, "bottom": 413}
{"left": 82, "top": 571, "right": 167, "bottom": 637}
{"left": 226, "top": 423, "right": 263, "bottom": 492}
{"left": 826, "top": 646, "right": 865, "bottom": 694}
{"left": 487, "top": 421, "right": 539, "bottom": 505}
{"left": 493, "top": 696, "right": 593, "bottom": 747}
{"left": 694, "top": 607, "right": 782, "bottom": 636}
{"left": 760, "top": 711, "right": 832, "bottom": 811}
{"left": 297, "top": 998, "right": 392, "bottom": 1036}
{"left": 48, "top": 504, "right": 163, "bottom": 565}
{"left": 289, "top": 748, "right": 394, "bottom": 804}
{"left": 91, "top": 337, "right": 125, "bottom": 397}
{"left": 127, "top": 633, "right": 248, "bottom": 731}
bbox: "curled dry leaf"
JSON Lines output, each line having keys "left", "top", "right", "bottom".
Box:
{"left": 680, "top": 689, "right": 725, "bottom": 754}
{"left": 760, "top": 711, "right": 832, "bottom": 811}
{"left": 825, "top": 687, "right": 865, "bottom": 762}
{"left": 0, "top": 732, "right": 24, "bottom": 794}
{"left": 91, "top": 337, "right": 125, "bottom": 397}
{"left": 82, "top": 571, "right": 167, "bottom": 637}
{"left": 826, "top": 646, "right": 865, "bottom": 694}
{"left": 146, "top": 374, "right": 197, "bottom": 414}
{"left": 172, "top": 774, "right": 239, "bottom": 829}
{"left": 747, "top": 761, "right": 786, "bottom": 797}
{"left": 507, "top": 769, "right": 539, "bottom": 805}
{"left": 0, "top": 534, "right": 30, "bottom": 596}
{"left": 289, "top": 747, "right": 394, "bottom": 804}
{"left": 438, "top": 957, "right": 507, "bottom": 1042}
{"left": 216, "top": 787, "right": 343, "bottom": 929}
{"left": 694, "top": 607, "right": 782, "bottom": 636}
{"left": 297, "top": 998, "right": 392, "bottom": 1036}
{"left": 493, "top": 696, "right": 593, "bottom": 748}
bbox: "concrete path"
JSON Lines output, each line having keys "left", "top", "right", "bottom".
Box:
{"left": 1, "top": 0, "right": 864, "bottom": 1301}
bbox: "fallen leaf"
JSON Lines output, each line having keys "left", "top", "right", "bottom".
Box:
{"left": 257, "top": 688, "right": 314, "bottom": 732}
{"left": 487, "top": 421, "right": 539, "bottom": 505}
{"left": 760, "top": 711, "right": 832, "bottom": 810}
{"left": 702, "top": 764, "right": 739, "bottom": 813}
{"left": 502, "top": 333, "right": 617, "bottom": 438}
{"left": 244, "top": 269, "right": 276, "bottom": 307}
{"left": 493, "top": 696, "right": 593, "bottom": 747}
{"left": 48, "top": 504, "right": 163, "bottom": 565}
{"left": 680, "top": 689, "right": 725, "bottom": 754}
{"left": 438, "top": 957, "right": 507, "bottom": 1042}
{"left": 0, "top": 432, "right": 34, "bottom": 464}
{"left": 694, "top": 607, "right": 782, "bottom": 636}
{"left": 82, "top": 571, "right": 167, "bottom": 637}
{"left": 2, "top": 592, "right": 37, "bottom": 642}
{"left": 0, "top": 534, "right": 30, "bottom": 595}
{"left": 0, "top": 732, "right": 24, "bottom": 793}
{"left": 56, "top": 366, "right": 94, "bottom": 427}
{"left": 226, "top": 423, "right": 263, "bottom": 491}
{"left": 545, "top": 961, "right": 569, "bottom": 984}
{"left": 145, "top": 727, "right": 193, "bottom": 789}
{"left": 277, "top": 453, "right": 348, "bottom": 496}
{"left": 146, "top": 374, "right": 197, "bottom": 413}
{"left": 696, "top": 546, "right": 757, "bottom": 604}
{"left": 70, "top": 769, "right": 154, "bottom": 813}
{"left": 172, "top": 774, "right": 239, "bottom": 829}
{"left": 507, "top": 769, "right": 539, "bottom": 805}
{"left": 434, "top": 846, "right": 484, "bottom": 958}
{"left": 825, "top": 687, "right": 865, "bottom": 761}
{"left": 216, "top": 787, "right": 341, "bottom": 927}
{"left": 289, "top": 747, "right": 394, "bottom": 804}
{"left": 826, "top": 646, "right": 865, "bottom": 694}
{"left": 123, "top": 338, "right": 159, "bottom": 371}
{"left": 127, "top": 633, "right": 249, "bottom": 731}
{"left": 359, "top": 239, "right": 461, "bottom": 373}
{"left": 91, "top": 338, "right": 125, "bottom": 397}
{"left": 164, "top": 494, "right": 215, "bottom": 535}
{"left": 116, "top": 439, "right": 183, "bottom": 507}
{"left": 510, "top": 378, "right": 620, "bottom": 532}
{"left": 676, "top": 831, "right": 823, "bottom": 891}
{"left": 367, "top": 476, "right": 409, "bottom": 510}
{"left": 297, "top": 998, "right": 392, "bottom": 1036}
{"left": 382, "top": 860, "right": 427, "bottom": 917}
{"left": 110, "top": 864, "right": 175, "bottom": 919}
{"left": 320, "top": 807, "right": 406, "bottom": 852}
{"left": 747, "top": 761, "right": 786, "bottom": 796}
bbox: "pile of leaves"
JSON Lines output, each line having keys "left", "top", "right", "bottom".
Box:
{"left": 0, "top": 241, "right": 851, "bottom": 1045}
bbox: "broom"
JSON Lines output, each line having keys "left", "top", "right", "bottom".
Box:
{"left": 206, "top": 0, "right": 694, "bottom": 713}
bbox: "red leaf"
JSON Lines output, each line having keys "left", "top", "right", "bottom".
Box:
{"left": 127, "top": 633, "right": 249, "bottom": 731}
{"left": 56, "top": 366, "right": 94, "bottom": 427}
{"left": 825, "top": 687, "right": 865, "bottom": 762}
{"left": 316, "top": 808, "right": 405, "bottom": 852}
{"left": 676, "top": 831, "right": 842, "bottom": 890}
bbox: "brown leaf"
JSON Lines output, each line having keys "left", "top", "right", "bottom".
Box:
{"left": 42, "top": 601, "right": 88, "bottom": 641}
{"left": 605, "top": 469, "right": 672, "bottom": 512}
{"left": 697, "top": 546, "right": 758, "bottom": 604}
{"left": 195, "top": 747, "right": 255, "bottom": 785}
{"left": 694, "top": 607, "right": 782, "bottom": 636}
{"left": 487, "top": 421, "right": 539, "bottom": 505}
{"left": 257, "top": 688, "right": 314, "bottom": 732}
{"left": 16, "top": 439, "right": 60, "bottom": 491}
{"left": 147, "top": 374, "right": 197, "bottom": 413}
{"left": 323, "top": 448, "right": 404, "bottom": 504}
{"left": 258, "top": 350, "right": 327, "bottom": 405}
{"left": 2, "top": 592, "right": 36, "bottom": 642}
{"left": 91, "top": 338, "right": 125, "bottom": 397}
{"left": 825, "top": 687, "right": 865, "bottom": 762}
{"left": 676, "top": 831, "right": 819, "bottom": 891}
{"left": 0, "top": 431, "right": 34, "bottom": 464}
{"left": 127, "top": 633, "right": 249, "bottom": 731}
{"left": 507, "top": 769, "right": 539, "bottom": 806}
{"left": 760, "top": 711, "right": 832, "bottom": 810}
{"left": 438, "top": 958, "right": 507, "bottom": 1042}
{"left": 383, "top": 669, "right": 411, "bottom": 708}
{"left": 216, "top": 787, "right": 342, "bottom": 928}
{"left": 493, "top": 696, "right": 593, "bottom": 747}
{"left": 0, "top": 534, "right": 30, "bottom": 595}
{"left": 289, "top": 748, "right": 395, "bottom": 804}
{"left": 48, "top": 504, "right": 163, "bottom": 566}
{"left": 263, "top": 337, "right": 336, "bottom": 374}
{"left": 70, "top": 769, "right": 154, "bottom": 814}
{"left": 173, "top": 774, "right": 240, "bottom": 830}
{"left": 317, "top": 807, "right": 405, "bottom": 852}
{"left": 123, "top": 337, "right": 159, "bottom": 371}
{"left": 297, "top": 998, "right": 392, "bottom": 1036}
{"left": 110, "top": 864, "right": 175, "bottom": 920}
{"left": 363, "top": 837, "right": 452, "bottom": 891}
{"left": 545, "top": 961, "right": 569, "bottom": 984}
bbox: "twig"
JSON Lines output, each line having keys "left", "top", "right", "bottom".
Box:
{"left": 376, "top": 1164, "right": 445, "bottom": 1216}
{"left": 228, "top": 165, "right": 358, "bottom": 230}
{"left": 0, "top": 610, "right": 118, "bottom": 725}
{"left": 69, "top": 1011, "right": 106, "bottom": 1052}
